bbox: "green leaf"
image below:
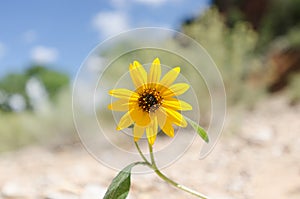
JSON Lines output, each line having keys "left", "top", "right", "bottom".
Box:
{"left": 185, "top": 117, "right": 209, "bottom": 143}
{"left": 103, "top": 162, "right": 142, "bottom": 199}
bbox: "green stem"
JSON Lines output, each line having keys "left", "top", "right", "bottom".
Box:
{"left": 148, "top": 142, "right": 156, "bottom": 166}
{"left": 134, "top": 141, "right": 151, "bottom": 165}
{"left": 147, "top": 143, "right": 209, "bottom": 199}
{"left": 132, "top": 161, "right": 149, "bottom": 167}
{"left": 153, "top": 169, "right": 208, "bottom": 199}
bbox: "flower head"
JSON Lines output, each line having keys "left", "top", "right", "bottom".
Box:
{"left": 108, "top": 58, "right": 192, "bottom": 145}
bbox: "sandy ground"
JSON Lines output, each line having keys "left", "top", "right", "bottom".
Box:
{"left": 0, "top": 94, "right": 299, "bottom": 199}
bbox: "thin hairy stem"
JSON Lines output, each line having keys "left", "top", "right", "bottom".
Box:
{"left": 134, "top": 141, "right": 151, "bottom": 165}
{"left": 147, "top": 143, "right": 209, "bottom": 199}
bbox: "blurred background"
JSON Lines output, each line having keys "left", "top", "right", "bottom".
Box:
{"left": 0, "top": 0, "right": 299, "bottom": 198}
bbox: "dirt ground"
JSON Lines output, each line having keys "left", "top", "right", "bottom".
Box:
{"left": 0, "top": 94, "right": 299, "bottom": 199}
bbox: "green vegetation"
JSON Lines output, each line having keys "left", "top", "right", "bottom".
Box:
{"left": 0, "top": 66, "right": 72, "bottom": 151}
{"left": 287, "top": 73, "right": 300, "bottom": 104}
{"left": 26, "top": 66, "right": 69, "bottom": 98}
{"left": 0, "top": 87, "right": 75, "bottom": 152}
{"left": 182, "top": 8, "right": 265, "bottom": 106}
{"left": 259, "top": 0, "right": 300, "bottom": 49}
{"left": 0, "top": 65, "right": 69, "bottom": 111}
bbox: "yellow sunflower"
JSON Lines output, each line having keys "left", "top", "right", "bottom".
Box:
{"left": 108, "top": 58, "right": 192, "bottom": 145}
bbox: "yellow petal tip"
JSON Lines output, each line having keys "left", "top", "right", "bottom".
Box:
{"left": 185, "top": 104, "right": 193, "bottom": 110}
{"left": 129, "top": 63, "right": 134, "bottom": 70}
{"left": 133, "top": 61, "right": 141, "bottom": 67}
{"left": 153, "top": 57, "right": 160, "bottom": 63}
{"left": 166, "top": 131, "right": 174, "bottom": 137}
{"left": 174, "top": 67, "right": 180, "bottom": 72}
{"left": 147, "top": 135, "right": 156, "bottom": 145}
{"left": 148, "top": 140, "right": 154, "bottom": 145}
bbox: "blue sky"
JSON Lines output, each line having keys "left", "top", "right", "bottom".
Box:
{"left": 0, "top": 0, "right": 210, "bottom": 78}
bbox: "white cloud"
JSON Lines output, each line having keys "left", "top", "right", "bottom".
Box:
{"left": 30, "top": 46, "right": 58, "bottom": 64}
{"left": 23, "top": 30, "right": 37, "bottom": 43}
{"left": 86, "top": 55, "right": 107, "bottom": 73}
{"left": 0, "top": 42, "right": 5, "bottom": 59}
{"left": 92, "top": 11, "right": 130, "bottom": 38}
{"left": 133, "top": 0, "right": 169, "bottom": 6}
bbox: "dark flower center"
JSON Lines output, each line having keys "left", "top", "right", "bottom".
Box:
{"left": 138, "top": 88, "right": 162, "bottom": 113}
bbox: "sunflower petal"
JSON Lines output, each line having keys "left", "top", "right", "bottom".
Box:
{"left": 129, "top": 61, "right": 147, "bottom": 89}
{"left": 133, "top": 125, "right": 145, "bottom": 142}
{"left": 160, "top": 67, "right": 180, "bottom": 87}
{"left": 161, "top": 120, "right": 174, "bottom": 137}
{"left": 148, "top": 58, "right": 161, "bottom": 84}
{"left": 116, "top": 111, "right": 134, "bottom": 130}
{"left": 108, "top": 99, "right": 130, "bottom": 111}
{"left": 129, "top": 106, "right": 151, "bottom": 127}
{"left": 163, "top": 83, "right": 190, "bottom": 97}
{"left": 146, "top": 117, "right": 158, "bottom": 145}
{"left": 156, "top": 107, "right": 167, "bottom": 126}
{"left": 156, "top": 108, "right": 174, "bottom": 137}
{"left": 163, "top": 98, "right": 192, "bottom": 111}
{"left": 109, "top": 89, "right": 138, "bottom": 100}
{"left": 163, "top": 107, "right": 187, "bottom": 127}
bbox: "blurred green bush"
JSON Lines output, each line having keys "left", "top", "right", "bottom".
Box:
{"left": 287, "top": 73, "right": 300, "bottom": 104}
{"left": 259, "top": 0, "right": 300, "bottom": 50}
{"left": 0, "top": 66, "right": 73, "bottom": 152}
{"left": 0, "top": 87, "right": 76, "bottom": 152}
{"left": 181, "top": 8, "right": 266, "bottom": 106}
{"left": 0, "top": 65, "right": 69, "bottom": 111}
